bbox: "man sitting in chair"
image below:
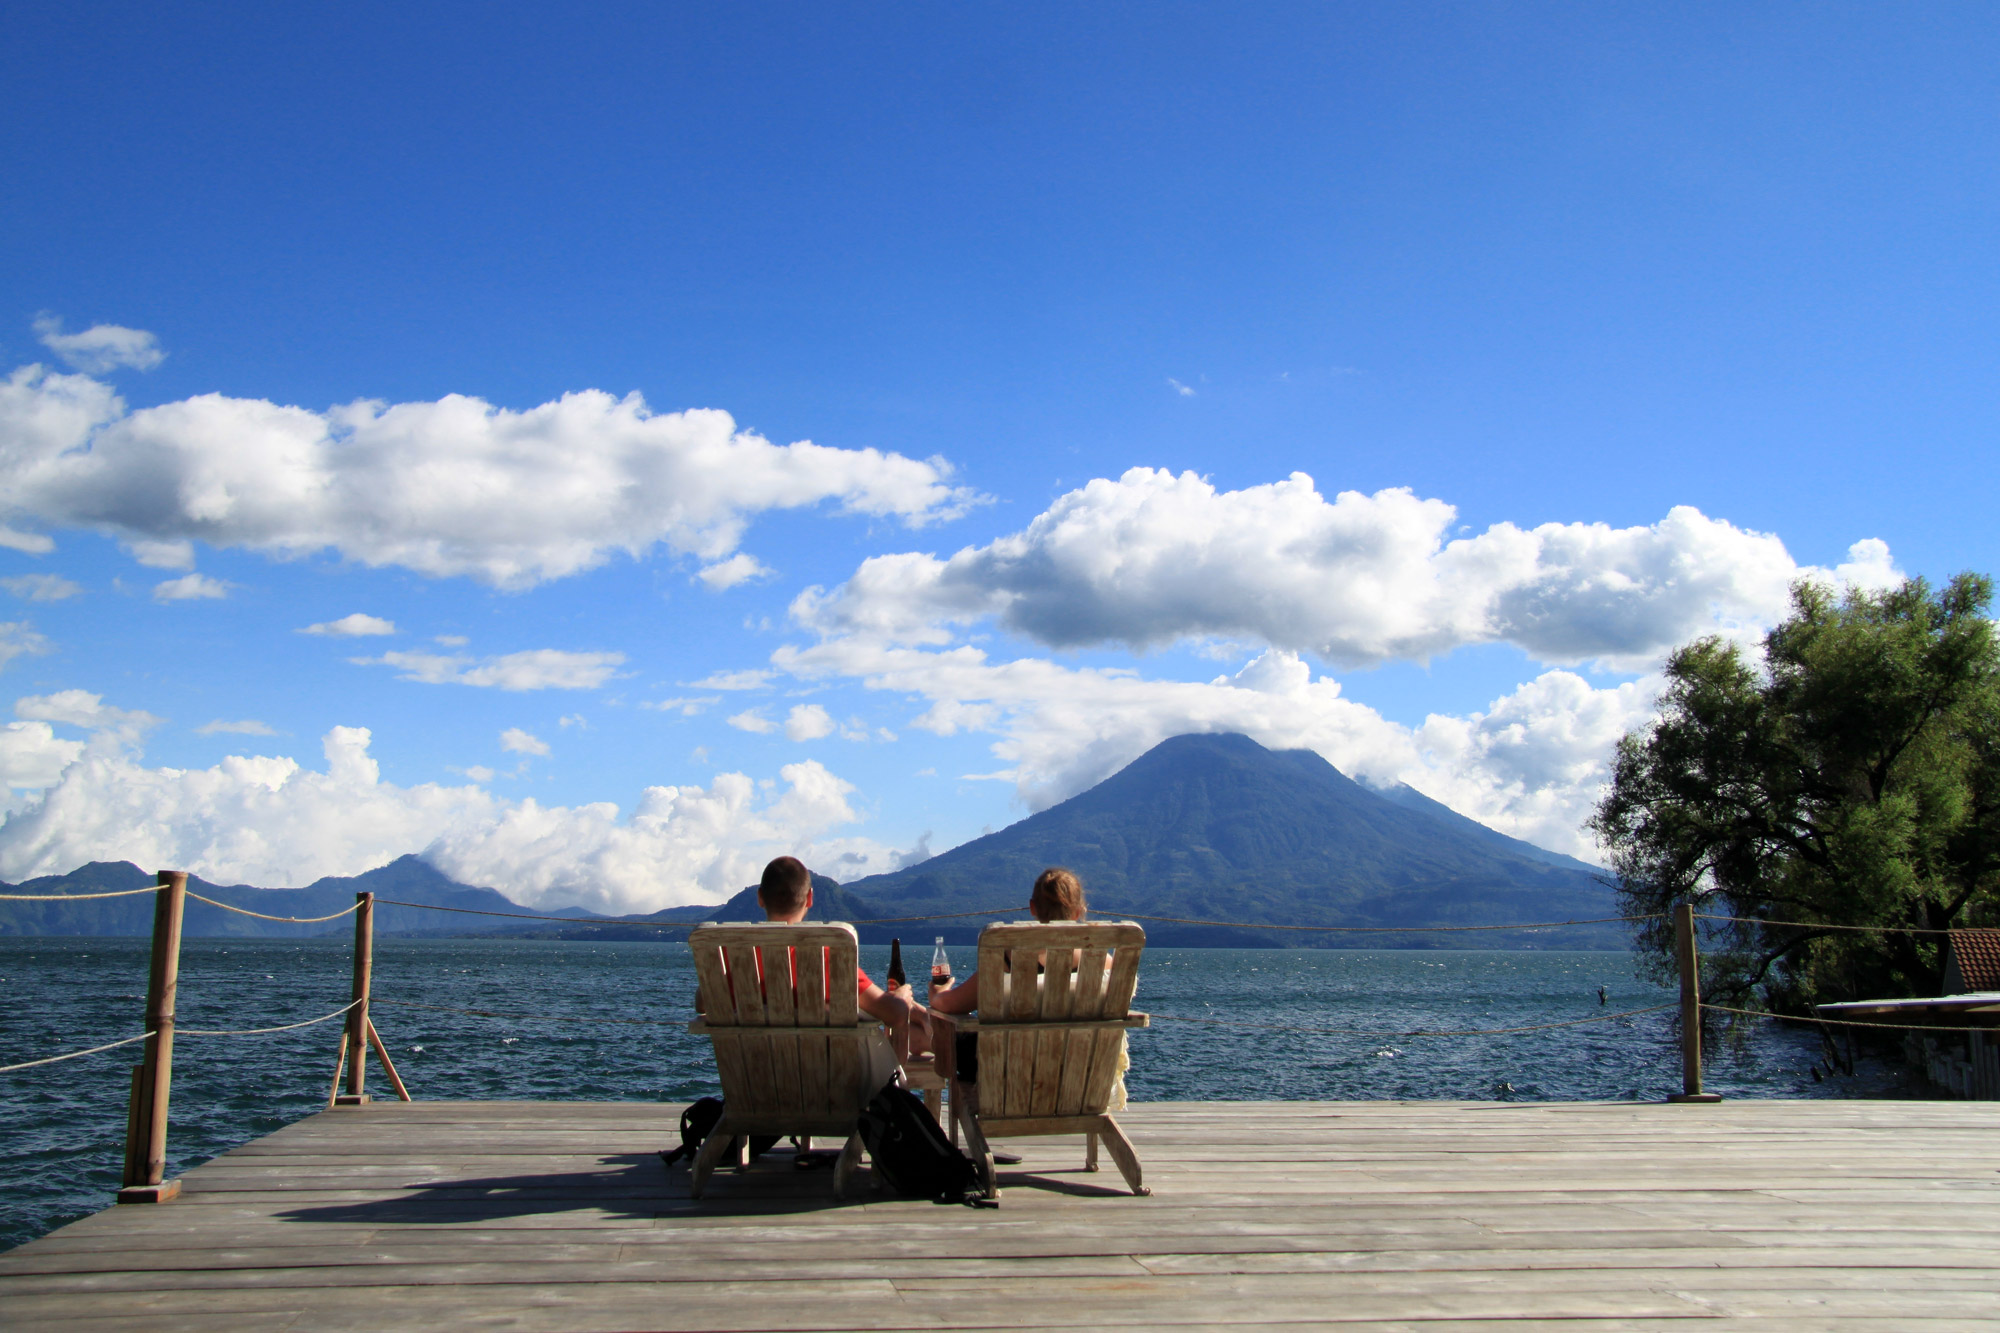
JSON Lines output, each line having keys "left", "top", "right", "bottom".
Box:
{"left": 756, "top": 856, "right": 930, "bottom": 1068}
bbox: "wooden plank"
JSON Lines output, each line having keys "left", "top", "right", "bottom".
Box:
{"left": 11, "top": 1097, "right": 2000, "bottom": 1331}
{"left": 721, "top": 944, "right": 766, "bottom": 1027}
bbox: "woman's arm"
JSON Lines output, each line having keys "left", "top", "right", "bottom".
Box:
{"left": 927, "top": 971, "right": 979, "bottom": 1015}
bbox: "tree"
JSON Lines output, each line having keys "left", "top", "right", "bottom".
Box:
{"left": 1592, "top": 574, "right": 2000, "bottom": 1013}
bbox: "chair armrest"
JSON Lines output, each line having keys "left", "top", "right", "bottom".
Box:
{"left": 686, "top": 1019, "right": 877, "bottom": 1035}
{"left": 949, "top": 1012, "right": 1149, "bottom": 1032}
{"left": 930, "top": 1010, "right": 959, "bottom": 1083}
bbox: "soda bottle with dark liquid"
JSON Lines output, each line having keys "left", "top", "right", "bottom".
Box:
{"left": 930, "top": 936, "right": 951, "bottom": 1001}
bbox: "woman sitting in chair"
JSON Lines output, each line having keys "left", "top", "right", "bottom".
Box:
{"left": 925, "top": 866, "right": 1089, "bottom": 1016}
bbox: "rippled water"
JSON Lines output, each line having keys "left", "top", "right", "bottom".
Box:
{"left": 0, "top": 937, "right": 1926, "bottom": 1250}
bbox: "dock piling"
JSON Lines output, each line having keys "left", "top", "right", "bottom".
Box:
{"left": 118, "top": 870, "right": 186, "bottom": 1203}
{"left": 1668, "top": 899, "right": 1722, "bottom": 1103}
{"left": 336, "top": 892, "right": 374, "bottom": 1106}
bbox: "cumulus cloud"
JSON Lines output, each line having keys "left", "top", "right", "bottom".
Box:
{"left": 727, "top": 708, "right": 776, "bottom": 735}
{"left": 196, "top": 719, "right": 278, "bottom": 736}
{"left": 127, "top": 539, "right": 194, "bottom": 570}
{"left": 1166, "top": 378, "right": 1195, "bottom": 397}
{"left": 0, "top": 356, "right": 977, "bottom": 589}
{"left": 500, "top": 727, "right": 549, "bottom": 756}
{"left": 0, "top": 721, "right": 891, "bottom": 910}
{"left": 301, "top": 613, "right": 396, "bottom": 637}
{"left": 33, "top": 317, "right": 165, "bottom": 374}
{"left": 0, "top": 722, "right": 85, "bottom": 788}
{"left": 0, "top": 574, "right": 81, "bottom": 602}
{"left": 16, "top": 690, "right": 163, "bottom": 750}
{"left": 698, "top": 553, "right": 773, "bottom": 590}
{"left": 153, "top": 572, "right": 230, "bottom": 601}
{"left": 353, "top": 648, "right": 626, "bottom": 690}
{"left": 784, "top": 703, "right": 835, "bottom": 742}
{"left": 794, "top": 469, "right": 1900, "bottom": 671}
{"left": 0, "top": 622, "right": 52, "bottom": 673}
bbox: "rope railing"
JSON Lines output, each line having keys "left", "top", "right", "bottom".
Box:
{"left": 1148, "top": 1004, "right": 1673, "bottom": 1039}
{"left": 371, "top": 898, "right": 1022, "bottom": 926}
{"left": 372, "top": 997, "right": 688, "bottom": 1027}
{"left": 181, "top": 1000, "right": 360, "bottom": 1037}
{"left": 0, "top": 885, "right": 160, "bottom": 900}
{"left": 1694, "top": 912, "right": 1961, "bottom": 936}
{"left": 0, "top": 1031, "right": 157, "bottom": 1075}
{"left": 1701, "top": 1001, "right": 2000, "bottom": 1036}
{"left": 1097, "top": 909, "right": 1662, "bottom": 933}
{"left": 185, "top": 891, "right": 362, "bottom": 924}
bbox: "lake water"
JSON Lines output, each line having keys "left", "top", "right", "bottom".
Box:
{"left": 0, "top": 936, "right": 1926, "bottom": 1251}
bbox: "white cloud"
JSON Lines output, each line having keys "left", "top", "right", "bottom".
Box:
{"left": 0, "top": 528, "right": 54, "bottom": 554}
{"left": 127, "top": 539, "right": 195, "bottom": 570}
{"left": 691, "top": 668, "right": 775, "bottom": 691}
{"left": 0, "top": 623, "right": 52, "bottom": 673}
{"left": 196, "top": 719, "right": 278, "bottom": 736}
{"left": 794, "top": 469, "right": 1899, "bottom": 671}
{"left": 0, "top": 357, "right": 976, "bottom": 589}
{"left": 452, "top": 764, "right": 497, "bottom": 782}
{"left": 0, "top": 721, "right": 891, "bottom": 910}
{"left": 301, "top": 613, "right": 396, "bottom": 637}
{"left": 727, "top": 708, "right": 776, "bottom": 735}
{"left": 558, "top": 713, "right": 587, "bottom": 729}
{"left": 1166, "top": 378, "right": 1195, "bottom": 397}
{"left": 500, "top": 727, "right": 550, "bottom": 756}
{"left": 16, "top": 690, "right": 163, "bottom": 751}
{"left": 0, "top": 575, "right": 81, "bottom": 602}
{"left": 434, "top": 634, "right": 469, "bottom": 647}
{"left": 153, "top": 573, "right": 230, "bottom": 601}
{"left": 0, "top": 722, "right": 85, "bottom": 789}
{"left": 33, "top": 316, "right": 165, "bottom": 374}
{"left": 353, "top": 648, "right": 626, "bottom": 690}
{"left": 784, "top": 703, "right": 835, "bottom": 742}
{"left": 641, "top": 695, "right": 721, "bottom": 716}
{"left": 698, "top": 553, "right": 773, "bottom": 590}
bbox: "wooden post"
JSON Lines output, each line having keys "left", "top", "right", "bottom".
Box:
{"left": 337, "top": 892, "right": 374, "bottom": 1106}
{"left": 118, "top": 870, "right": 187, "bottom": 1202}
{"left": 1668, "top": 899, "right": 1722, "bottom": 1103}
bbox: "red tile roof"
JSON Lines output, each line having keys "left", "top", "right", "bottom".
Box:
{"left": 1947, "top": 929, "right": 2000, "bottom": 992}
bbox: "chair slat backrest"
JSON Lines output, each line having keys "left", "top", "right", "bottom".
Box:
{"left": 692, "top": 923, "right": 862, "bottom": 1028}
{"left": 689, "top": 922, "right": 871, "bottom": 1126}
{"left": 972, "top": 921, "right": 1145, "bottom": 1119}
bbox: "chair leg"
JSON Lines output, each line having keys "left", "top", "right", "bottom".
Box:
{"left": 956, "top": 1096, "right": 999, "bottom": 1201}
{"left": 732, "top": 1133, "right": 750, "bottom": 1172}
{"left": 832, "top": 1130, "right": 864, "bottom": 1199}
{"left": 1095, "top": 1115, "right": 1148, "bottom": 1196}
{"left": 689, "top": 1119, "right": 736, "bottom": 1200}
{"left": 1085, "top": 1130, "right": 1099, "bottom": 1172}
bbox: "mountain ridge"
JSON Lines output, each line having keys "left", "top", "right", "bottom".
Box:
{"left": 0, "top": 734, "right": 1618, "bottom": 947}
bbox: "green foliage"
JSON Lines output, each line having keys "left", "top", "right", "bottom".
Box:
{"left": 1593, "top": 574, "right": 2000, "bottom": 1011}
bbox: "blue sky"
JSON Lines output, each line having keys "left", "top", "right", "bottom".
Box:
{"left": 1, "top": 4, "right": 1994, "bottom": 908}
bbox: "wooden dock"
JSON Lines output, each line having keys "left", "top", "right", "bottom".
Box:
{"left": 3, "top": 1098, "right": 1998, "bottom": 1331}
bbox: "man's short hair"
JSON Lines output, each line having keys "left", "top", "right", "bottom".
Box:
{"left": 759, "top": 855, "right": 813, "bottom": 915}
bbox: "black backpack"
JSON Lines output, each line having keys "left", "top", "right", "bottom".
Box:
{"left": 854, "top": 1081, "right": 987, "bottom": 1204}
{"left": 660, "top": 1096, "right": 777, "bottom": 1168}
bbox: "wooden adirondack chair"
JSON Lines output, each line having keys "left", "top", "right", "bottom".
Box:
{"left": 936, "top": 920, "right": 1151, "bottom": 1200}
{"left": 685, "top": 921, "right": 884, "bottom": 1199}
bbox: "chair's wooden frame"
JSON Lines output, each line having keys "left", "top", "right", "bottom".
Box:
{"left": 935, "top": 920, "right": 1151, "bottom": 1200}
{"left": 685, "top": 922, "right": 880, "bottom": 1199}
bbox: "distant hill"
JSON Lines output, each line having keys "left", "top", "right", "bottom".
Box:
{"left": 835, "top": 733, "right": 1621, "bottom": 947}
{"left": 0, "top": 856, "right": 548, "bottom": 938}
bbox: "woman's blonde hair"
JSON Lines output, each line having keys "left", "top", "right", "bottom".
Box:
{"left": 1029, "top": 867, "right": 1085, "bottom": 922}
